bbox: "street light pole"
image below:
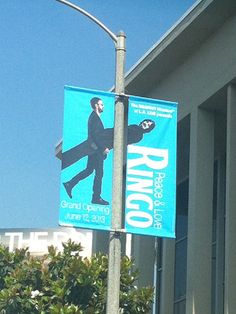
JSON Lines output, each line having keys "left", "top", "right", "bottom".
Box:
{"left": 56, "top": 1, "right": 126, "bottom": 313}
{"left": 107, "top": 31, "right": 126, "bottom": 313}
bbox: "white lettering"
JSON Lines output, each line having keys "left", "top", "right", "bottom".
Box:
{"left": 4, "top": 233, "right": 23, "bottom": 251}
{"left": 127, "top": 169, "right": 153, "bottom": 177}
{"left": 127, "top": 177, "right": 153, "bottom": 194}
{"left": 126, "top": 211, "right": 153, "bottom": 228}
{"left": 126, "top": 193, "right": 153, "bottom": 210}
{"left": 127, "top": 145, "right": 168, "bottom": 170}
{"left": 61, "top": 200, "right": 81, "bottom": 210}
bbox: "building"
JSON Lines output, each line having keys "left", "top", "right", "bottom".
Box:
{"left": 56, "top": 0, "right": 236, "bottom": 313}
{"left": 124, "top": 0, "right": 236, "bottom": 313}
{"left": 0, "top": 227, "right": 92, "bottom": 258}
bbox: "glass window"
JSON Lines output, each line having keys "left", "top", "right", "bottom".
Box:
{"left": 176, "top": 180, "right": 189, "bottom": 240}
{"left": 174, "top": 299, "right": 186, "bottom": 314}
{"left": 175, "top": 239, "right": 187, "bottom": 300}
{"left": 211, "top": 159, "right": 225, "bottom": 314}
{"left": 155, "top": 239, "right": 162, "bottom": 314}
{"left": 174, "top": 179, "right": 189, "bottom": 314}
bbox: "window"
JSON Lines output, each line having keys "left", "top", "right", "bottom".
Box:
{"left": 154, "top": 238, "right": 162, "bottom": 314}
{"left": 211, "top": 160, "right": 225, "bottom": 314}
{"left": 174, "top": 179, "right": 189, "bottom": 314}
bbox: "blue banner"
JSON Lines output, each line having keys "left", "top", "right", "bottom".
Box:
{"left": 59, "top": 86, "right": 115, "bottom": 231}
{"left": 125, "top": 95, "right": 177, "bottom": 237}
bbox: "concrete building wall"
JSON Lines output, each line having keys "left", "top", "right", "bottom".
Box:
{"left": 148, "top": 13, "right": 236, "bottom": 119}
{"left": 124, "top": 1, "right": 236, "bottom": 313}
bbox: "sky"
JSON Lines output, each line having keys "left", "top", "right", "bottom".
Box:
{"left": 0, "top": 0, "right": 196, "bottom": 229}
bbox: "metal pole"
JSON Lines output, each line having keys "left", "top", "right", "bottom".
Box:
{"left": 106, "top": 31, "right": 126, "bottom": 314}
{"left": 55, "top": 2, "right": 126, "bottom": 312}
{"left": 55, "top": 0, "right": 117, "bottom": 43}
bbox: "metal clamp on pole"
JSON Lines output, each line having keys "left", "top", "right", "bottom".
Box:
{"left": 115, "top": 94, "right": 128, "bottom": 101}
{"left": 110, "top": 228, "right": 126, "bottom": 234}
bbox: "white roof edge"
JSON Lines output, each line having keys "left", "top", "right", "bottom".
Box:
{"left": 125, "top": 0, "right": 203, "bottom": 79}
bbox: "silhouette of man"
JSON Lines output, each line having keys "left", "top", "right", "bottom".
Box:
{"left": 63, "top": 97, "right": 109, "bottom": 205}
{"left": 61, "top": 119, "right": 156, "bottom": 170}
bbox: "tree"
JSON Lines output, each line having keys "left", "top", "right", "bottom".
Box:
{"left": 0, "top": 240, "right": 154, "bottom": 313}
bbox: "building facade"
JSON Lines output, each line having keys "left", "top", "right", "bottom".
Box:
{"left": 124, "top": 0, "right": 236, "bottom": 313}
{"left": 55, "top": 0, "right": 236, "bottom": 313}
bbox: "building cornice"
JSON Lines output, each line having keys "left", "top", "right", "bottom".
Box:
{"left": 125, "top": 0, "right": 236, "bottom": 95}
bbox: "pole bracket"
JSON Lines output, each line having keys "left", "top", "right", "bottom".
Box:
{"left": 110, "top": 228, "right": 126, "bottom": 235}
{"left": 115, "top": 94, "right": 129, "bottom": 105}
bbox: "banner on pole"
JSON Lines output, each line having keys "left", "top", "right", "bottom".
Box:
{"left": 125, "top": 95, "right": 177, "bottom": 238}
{"left": 59, "top": 86, "right": 115, "bottom": 231}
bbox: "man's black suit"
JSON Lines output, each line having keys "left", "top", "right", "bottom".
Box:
{"left": 67, "top": 111, "right": 107, "bottom": 200}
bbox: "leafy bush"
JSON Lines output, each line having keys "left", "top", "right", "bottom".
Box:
{"left": 0, "top": 240, "right": 153, "bottom": 313}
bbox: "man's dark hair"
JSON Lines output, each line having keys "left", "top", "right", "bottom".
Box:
{"left": 90, "top": 97, "right": 101, "bottom": 109}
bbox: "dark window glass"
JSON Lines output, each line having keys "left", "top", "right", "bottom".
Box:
{"left": 175, "top": 239, "right": 187, "bottom": 300}
{"left": 174, "top": 299, "right": 186, "bottom": 314}
{"left": 174, "top": 179, "right": 189, "bottom": 313}
{"left": 176, "top": 180, "right": 189, "bottom": 240}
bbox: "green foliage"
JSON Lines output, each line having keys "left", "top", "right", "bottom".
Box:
{"left": 0, "top": 240, "right": 154, "bottom": 313}
{"left": 0, "top": 245, "right": 28, "bottom": 290}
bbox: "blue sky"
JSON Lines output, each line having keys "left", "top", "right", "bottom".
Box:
{"left": 0, "top": 0, "right": 196, "bottom": 228}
